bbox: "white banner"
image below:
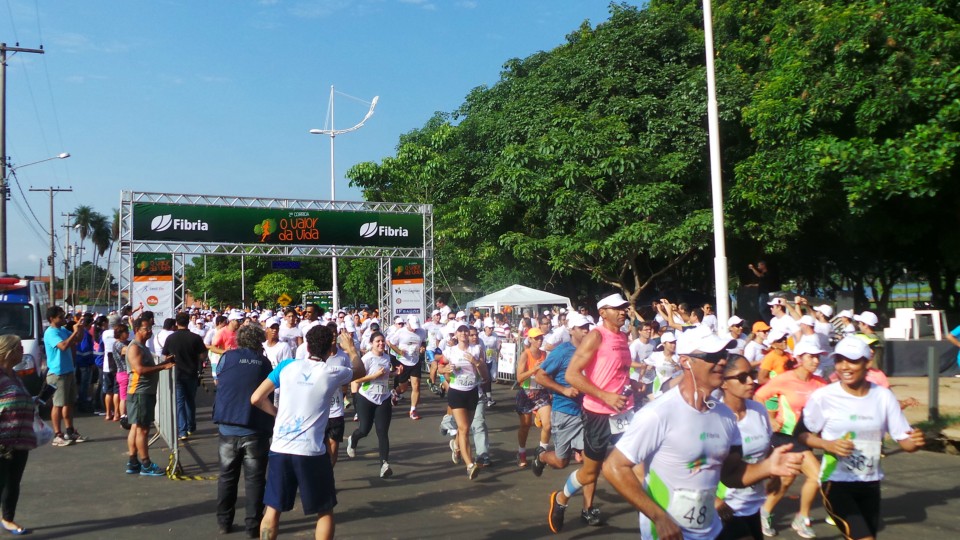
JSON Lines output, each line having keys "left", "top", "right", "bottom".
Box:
{"left": 131, "top": 278, "right": 175, "bottom": 322}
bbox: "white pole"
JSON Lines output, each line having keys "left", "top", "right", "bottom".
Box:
{"left": 703, "top": 0, "right": 730, "bottom": 328}
{"left": 329, "top": 85, "right": 339, "bottom": 313}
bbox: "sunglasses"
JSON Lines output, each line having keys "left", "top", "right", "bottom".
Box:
{"left": 687, "top": 351, "right": 728, "bottom": 363}
{"left": 723, "top": 370, "right": 758, "bottom": 384}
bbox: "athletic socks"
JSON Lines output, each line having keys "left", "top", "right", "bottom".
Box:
{"left": 562, "top": 471, "right": 583, "bottom": 499}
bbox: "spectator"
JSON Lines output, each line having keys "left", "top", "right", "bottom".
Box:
{"left": 0, "top": 335, "right": 40, "bottom": 535}
{"left": 124, "top": 318, "right": 175, "bottom": 476}
{"left": 42, "top": 306, "right": 87, "bottom": 446}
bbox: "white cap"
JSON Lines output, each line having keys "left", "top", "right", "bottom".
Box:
{"left": 406, "top": 315, "right": 421, "bottom": 329}
{"left": 261, "top": 309, "right": 274, "bottom": 318}
{"left": 456, "top": 310, "right": 466, "bottom": 319}
{"left": 838, "top": 309, "right": 855, "bottom": 319}
{"left": 813, "top": 305, "right": 834, "bottom": 318}
{"left": 660, "top": 332, "right": 677, "bottom": 343}
{"left": 767, "top": 297, "right": 788, "bottom": 306}
{"left": 727, "top": 315, "right": 744, "bottom": 327}
{"left": 344, "top": 319, "right": 356, "bottom": 332}
{"left": 394, "top": 316, "right": 404, "bottom": 324}
{"left": 322, "top": 312, "right": 333, "bottom": 321}
{"left": 596, "top": 293, "right": 629, "bottom": 310}
{"left": 799, "top": 315, "right": 816, "bottom": 327}
{"left": 543, "top": 310, "right": 551, "bottom": 316}
{"left": 431, "top": 309, "right": 441, "bottom": 316}
{"left": 559, "top": 308, "right": 567, "bottom": 313}
{"left": 482, "top": 318, "right": 495, "bottom": 328}
{"left": 676, "top": 333, "right": 736, "bottom": 355}
{"left": 763, "top": 328, "right": 790, "bottom": 346}
{"left": 854, "top": 311, "right": 879, "bottom": 327}
{"left": 830, "top": 336, "right": 872, "bottom": 361}
{"left": 566, "top": 312, "right": 592, "bottom": 329}
{"left": 227, "top": 310, "right": 244, "bottom": 321}
{"left": 265, "top": 317, "right": 281, "bottom": 327}
{"left": 794, "top": 341, "right": 825, "bottom": 356}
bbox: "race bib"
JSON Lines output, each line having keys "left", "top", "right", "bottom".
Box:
{"left": 330, "top": 394, "right": 341, "bottom": 407}
{"left": 841, "top": 440, "right": 881, "bottom": 479}
{"left": 456, "top": 371, "right": 477, "bottom": 388}
{"left": 362, "top": 382, "right": 387, "bottom": 394}
{"left": 608, "top": 409, "right": 635, "bottom": 435}
{"left": 668, "top": 488, "right": 715, "bottom": 531}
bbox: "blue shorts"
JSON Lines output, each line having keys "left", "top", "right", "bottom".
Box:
{"left": 425, "top": 348, "right": 442, "bottom": 364}
{"left": 264, "top": 452, "right": 337, "bottom": 514}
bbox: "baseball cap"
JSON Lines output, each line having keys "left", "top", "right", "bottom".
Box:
{"left": 406, "top": 315, "right": 421, "bottom": 329}
{"left": 763, "top": 328, "right": 789, "bottom": 346}
{"left": 838, "top": 309, "right": 855, "bottom": 319}
{"left": 767, "top": 297, "right": 788, "bottom": 307}
{"left": 431, "top": 309, "right": 441, "bottom": 317}
{"left": 794, "top": 341, "right": 825, "bottom": 357}
{"left": 543, "top": 310, "right": 551, "bottom": 316}
{"left": 660, "top": 332, "right": 677, "bottom": 343}
{"left": 483, "top": 318, "right": 495, "bottom": 328}
{"left": 727, "top": 315, "right": 744, "bottom": 327}
{"left": 565, "top": 312, "right": 591, "bottom": 329}
{"left": 394, "top": 316, "right": 404, "bottom": 324}
{"left": 853, "top": 311, "right": 879, "bottom": 327}
{"left": 527, "top": 328, "right": 545, "bottom": 339}
{"left": 676, "top": 333, "right": 736, "bottom": 356}
{"left": 227, "top": 310, "right": 244, "bottom": 321}
{"left": 830, "top": 336, "right": 872, "bottom": 361}
{"left": 266, "top": 318, "right": 281, "bottom": 329}
{"left": 751, "top": 320, "right": 771, "bottom": 333}
{"left": 456, "top": 310, "right": 466, "bottom": 319}
{"left": 596, "top": 293, "right": 629, "bottom": 310}
{"left": 813, "top": 305, "right": 834, "bottom": 318}
{"left": 799, "top": 315, "right": 816, "bottom": 327}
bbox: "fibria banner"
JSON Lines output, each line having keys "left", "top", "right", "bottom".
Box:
{"left": 132, "top": 203, "right": 424, "bottom": 248}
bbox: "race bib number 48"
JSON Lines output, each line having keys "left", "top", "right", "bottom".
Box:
{"left": 668, "top": 488, "right": 715, "bottom": 531}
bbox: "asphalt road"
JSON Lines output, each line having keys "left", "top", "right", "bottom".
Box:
{"left": 14, "top": 380, "right": 960, "bottom": 539}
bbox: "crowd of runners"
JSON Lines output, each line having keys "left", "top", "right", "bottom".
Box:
{"left": 31, "top": 289, "right": 931, "bottom": 540}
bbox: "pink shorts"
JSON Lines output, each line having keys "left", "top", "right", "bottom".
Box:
{"left": 116, "top": 371, "right": 130, "bottom": 401}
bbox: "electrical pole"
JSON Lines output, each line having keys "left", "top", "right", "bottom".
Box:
{"left": 62, "top": 212, "right": 74, "bottom": 309}
{"left": 30, "top": 186, "right": 71, "bottom": 306}
{"left": 1, "top": 43, "right": 45, "bottom": 274}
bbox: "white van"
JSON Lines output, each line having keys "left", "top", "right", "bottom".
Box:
{"left": 0, "top": 277, "right": 50, "bottom": 395}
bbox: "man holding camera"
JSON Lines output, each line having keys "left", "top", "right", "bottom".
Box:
{"left": 43, "top": 306, "right": 89, "bottom": 447}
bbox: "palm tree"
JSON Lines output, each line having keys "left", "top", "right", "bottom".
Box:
{"left": 96, "top": 209, "right": 121, "bottom": 308}
{"left": 72, "top": 206, "right": 95, "bottom": 301}
{"left": 89, "top": 212, "right": 110, "bottom": 303}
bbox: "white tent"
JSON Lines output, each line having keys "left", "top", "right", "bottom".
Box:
{"left": 465, "top": 284, "right": 572, "bottom": 312}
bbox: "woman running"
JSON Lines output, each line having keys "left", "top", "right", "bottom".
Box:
{"left": 801, "top": 337, "right": 925, "bottom": 540}
{"left": 743, "top": 321, "right": 770, "bottom": 369}
{"left": 439, "top": 324, "right": 488, "bottom": 479}
{"left": 345, "top": 332, "right": 395, "bottom": 478}
{"left": 716, "top": 355, "right": 772, "bottom": 540}
{"left": 754, "top": 341, "right": 828, "bottom": 538}
{"left": 515, "top": 327, "right": 551, "bottom": 468}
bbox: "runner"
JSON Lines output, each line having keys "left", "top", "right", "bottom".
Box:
{"left": 388, "top": 315, "right": 425, "bottom": 420}
{"left": 278, "top": 308, "right": 303, "bottom": 351}
{"left": 438, "top": 324, "right": 489, "bottom": 479}
{"left": 757, "top": 329, "right": 792, "bottom": 385}
{"left": 478, "top": 319, "right": 501, "bottom": 406}
{"left": 547, "top": 293, "right": 637, "bottom": 534}
{"left": 516, "top": 327, "right": 551, "bottom": 468}
{"left": 601, "top": 333, "right": 803, "bottom": 540}
{"left": 251, "top": 326, "right": 365, "bottom": 540}
{"left": 640, "top": 332, "right": 680, "bottom": 400}
{"left": 743, "top": 321, "right": 770, "bottom": 369}
{"left": 533, "top": 313, "right": 601, "bottom": 526}
{"left": 345, "top": 332, "right": 396, "bottom": 478}
{"left": 800, "top": 337, "right": 926, "bottom": 540}
{"left": 716, "top": 355, "right": 772, "bottom": 540}
{"left": 754, "top": 341, "right": 829, "bottom": 538}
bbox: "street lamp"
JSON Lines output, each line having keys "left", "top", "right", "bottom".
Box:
{"left": 309, "top": 86, "right": 379, "bottom": 313}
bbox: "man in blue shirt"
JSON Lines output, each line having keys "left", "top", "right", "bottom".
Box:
{"left": 43, "top": 306, "right": 88, "bottom": 446}
{"left": 945, "top": 324, "right": 960, "bottom": 377}
{"left": 532, "top": 312, "right": 602, "bottom": 527}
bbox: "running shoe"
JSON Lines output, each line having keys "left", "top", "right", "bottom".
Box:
{"left": 51, "top": 435, "right": 74, "bottom": 447}
{"left": 353, "top": 413, "right": 359, "bottom": 422}
{"left": 125, "top": 461, "right": 141, "bottom": 474}
{"left": 467, "top": 463, "right": 479, "bottom": 480}
{"left": 791, "top": 515, "right": 816, "bottom": 539}
{"left": 409, "top": 410, "right": 421, "bottom": 420}
{"left": 119, "top": 416, "right": 131, "bottom": 430}
{"left": 390, "top": 390, "right": 399, "bottom": 406}
{"left": 346, "top": 435, "right": 356, "bottom": 458}
{"left": 139, "top": 462, "right": 165, "bottom": 477}
{"left": 760, "top": 509, "right": 776, "bottom": 537}
{"left": 450, "top": 439, "right": 461, "bottom": 464}
{"left": 581, "top": 507, "right": 602, "bottom": 526}
{"left": 379, "top": 462, "right": 393, "bottom": 479}
{"left": 532, "top": 447, "right": 547, "bottom": 477}
{"left": 67, "top": 430, "right": 88, "bottom": 443}
{"left": 548, "top": 491, "right": 566, "bottom": 533}
{"left": 486, "top": 397, "right": 496, "bottom": 407}
{"left": 825, "top": 515, "right": 836, "bottom": 527}
{"left": 477, "top": 454, "right": 492, "bottom": 467}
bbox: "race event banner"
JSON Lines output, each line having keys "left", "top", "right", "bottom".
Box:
{"left": 131, "top": 253, "right": 174, "bottom": 322}
{"left": 391, "top": 258, "right": 424, "bottom": 318}
{"left": 132, "top": 203, "right": 424, "bottom": 248}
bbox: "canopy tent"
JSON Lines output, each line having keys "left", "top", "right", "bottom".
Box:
{"left": 465, "top": 284, "right": 572, "bottom": 313}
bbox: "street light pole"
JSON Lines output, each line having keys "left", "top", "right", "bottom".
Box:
{"left": 29, "top": 185, "right": 72, "bottom": 306}
{"left": 309, "top": 86, "right": 379, "bottom": 313}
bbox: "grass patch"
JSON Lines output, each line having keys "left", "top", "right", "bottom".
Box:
{"left": 916, "top": 414, "right": 960, "bottom": 433}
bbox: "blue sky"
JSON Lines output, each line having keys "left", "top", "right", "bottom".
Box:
{"left": 2, "top": 0, "right": 619, "bottom": 277}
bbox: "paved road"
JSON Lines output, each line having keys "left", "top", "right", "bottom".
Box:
{"left": 16, "top": 381, "right": 960, "bottom": 539}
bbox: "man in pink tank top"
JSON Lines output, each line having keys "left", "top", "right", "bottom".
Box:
{"left": 547, "top": 293, "right": 638, "bottom": 533}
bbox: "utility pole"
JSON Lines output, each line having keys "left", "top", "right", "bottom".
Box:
{"left": 30, "top": 186, "right": 71, "bottom": 306}
{"left": 61, "top": 212, "right": 73, "bottom": 309}
{"left": 1, "top": 43, "right": 45, "bottom": 273}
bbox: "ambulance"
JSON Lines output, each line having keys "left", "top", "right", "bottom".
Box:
{"left": 0, "top": 276, "right": 50, "bottom": 395}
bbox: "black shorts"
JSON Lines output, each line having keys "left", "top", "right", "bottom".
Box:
{"left": 581, "top": 410, "right": 620, "bottom": 462}
{"left": 770, "top": 432, "right": 811, "bottom": 454}
{"left": 264, "top": 452, "right": 337, "bottom": 514}
{"left": 447, "top": 387, "right": 479, "bottom": 411}
{"left": 822, "top": 480, "right": 881, "bottom": 540}
{"left": 394, "top": 358, "right": 422, "bottom": 383}
{"left": 101, "top": 371, "right": 118, "bottom": 394}
{"left": 717, "top": 511, "right": 762, "bottom": 540}
{"left": 325, "top": 416, "right": 345, "bottom": 443}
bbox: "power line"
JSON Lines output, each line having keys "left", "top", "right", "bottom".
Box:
{"left": 8, "top": 169, "right": 48, "bottom": 232}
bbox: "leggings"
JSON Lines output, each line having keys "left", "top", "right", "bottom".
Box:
{"left": 0, "top": 449, "right": 29, "bottom": 522}
{"left": 350, "top": 395, "right": 393, "bottom": 463}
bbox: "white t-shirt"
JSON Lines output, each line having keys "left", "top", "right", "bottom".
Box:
{"left": 444, "top": 346, "right": 482, "bottom": 392}
{"left": 718, "top": 400, "right": 771, "bottom": 517}
{"left": 722, "top": 334, "right": 747, "bottom": 356}
{"left": 389, "top": 328, "right": 423, "bottom": 367}
{"left": 295, "top": 342, "right": 309, "bottom": 360}
{"left": 615, "top": 387, "right": 741, "bottom": 540}
{"left": 422, "top": 321, "right": 442, "bottom": 350}
{"left": 803, "top": 383, "right": 912, "bottom": 484}
{"left": 702, "top": 314, "right": 719, "bottom": 334}
{"left": 298, "top": 319, "right": 321, "bottom": 335}
{"left": 629, "top": 339, "right": 655, "bottom": 382}
{"left": 278, "top": 323, "right": 302, "bottom": 351}
{"left": 769, "top": 314, "right": 798, "bottom": 336}
{"left": 743, "top": 341, "right": 766, "bottom": 366}
{"left": 544, "top": 326, "right": 570, "bottom": 349}
{"left": 101, "top": 328, "right": 116, "bottom": 374}
{"left": 478, "top": 332, "right": 501, "bottom": 364}
{"left": 327, "top": 351, "right": 351, "bottom": 419}
{"left": 642, "top": 351, "right": 681, "bottom": 397}
{"left": 268, "top": 357, "right": 353, "bottom": 456}
{"left": 263, "top": 340, "right": 293, "bottom": 369}
{"left": 814, "top": 321, "right": 833, "bottom": 338}
{"left": 358, "top": 352, "right": 392, "bottom": 405}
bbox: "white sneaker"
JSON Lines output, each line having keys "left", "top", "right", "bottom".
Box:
{"left": 379, "top": 462, "right": 393, "bottom": 478}
{"left": 346, "top": 435, "right": 356, "bottom": 458}
{"left": 760, "top": 509, "right": 777, "bottom": 537}
{"left": 791, "top": 515, "right": 816, "bottom": 539}
{"left": 450, "top": 438, "right": 461, "bottom": 464}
